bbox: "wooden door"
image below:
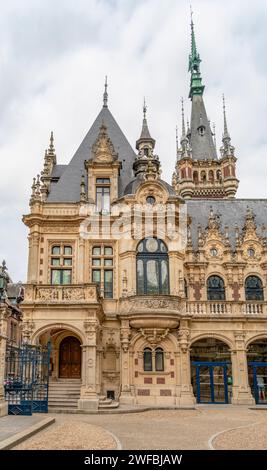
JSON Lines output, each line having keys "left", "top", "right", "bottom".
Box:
{"left": 59, "top": 336, "right": 81, "bottom": 378}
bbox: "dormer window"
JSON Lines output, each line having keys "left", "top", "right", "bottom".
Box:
{"left": 96, "top": 178, "right": 110, "bottom": 213}
{"left": 198, "top": 126, "right": 206, "bottom": 136}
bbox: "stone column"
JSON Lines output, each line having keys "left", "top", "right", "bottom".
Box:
{"left": 231, "top": 332, "right": 254, "bottom": 405}
{"left": 27, "top": 232, "right": 40, "bottom": 283}
{"left": 77, "top": 238, "right": 85, "bottom": 284}
{"left": 176, "top": 326, "right": 196, "bottom": 406}
{"left": 119, "top": 319, "right": 134, "bottom": 404}
{"left": 78, "top": 319, "right": 100, "bottom": 410}
{"left": 0, "top": 305, "right": 9, "bottom": 416}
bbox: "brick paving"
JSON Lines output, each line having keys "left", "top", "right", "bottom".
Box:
{"left": 8, "top": 406, "right": 267, "bottom": 450}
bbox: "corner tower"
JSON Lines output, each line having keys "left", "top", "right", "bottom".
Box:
{"left": 173, "top": 14, "right": 239, "bottom": 199}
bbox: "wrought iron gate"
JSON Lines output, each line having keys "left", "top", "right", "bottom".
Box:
{"left": 4, "top": 343, "right": 51, "bottom": 415}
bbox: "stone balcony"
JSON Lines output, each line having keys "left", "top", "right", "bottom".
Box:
{"left": 23, "top": 284, "right": 100, "bottom": 304}
{"left": 186, "top": 301, "right": 266, "bottom": 317}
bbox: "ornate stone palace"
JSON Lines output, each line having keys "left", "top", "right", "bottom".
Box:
{"left": 20, "top": 19, "right": 267, "bottom": 410}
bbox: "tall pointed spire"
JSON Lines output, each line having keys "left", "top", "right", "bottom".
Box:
{"left": 136, "top": 99, "right": 155, "bottom": 150}
{"left": 187, "top": 11, "right": 217, "bottom": 160}
{"left": 103, "top": 76, "right": 108, "bottom": 108}
{"left": 188, "top": 8, "right": 205, "bottom": 99}
{"left": 180, "top": 98, "right": 191, "bottom": 158}
{"left": 181, "top": 98, "right": 186, "bottom": 137}
{"left": 220, "top": 94, "right": 235, "bottom": 157}
{"left": 223, "top": 94, "right": 230, "bottom": 139}
{"left": 134, "top": 100, "right": 159, "bottom": 177}
{"left": 176, "top": 126, "right": 179, "bottom": 154}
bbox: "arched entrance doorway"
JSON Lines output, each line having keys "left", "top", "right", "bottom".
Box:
{"left": 59, "top": 336, "right": 81, "bottom": 379}
{"left": 247, "top": 339, "right": 267, "bottom": 404}
{"left": 190, "top": 338, "right": 232, "bottom": 404}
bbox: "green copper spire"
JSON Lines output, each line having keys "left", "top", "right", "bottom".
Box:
{"left": 188, "top": 9, "right": 205, "bottom": 99}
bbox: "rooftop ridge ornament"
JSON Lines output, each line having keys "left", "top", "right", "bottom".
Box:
{"left": 103, "top": 76, "right": 108, "bottom": 108}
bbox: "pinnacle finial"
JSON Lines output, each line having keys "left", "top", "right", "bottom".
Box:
{"left": 176, "top": 126, "right": 179, "bottom": 152}
{"left": 50, "top": 131, "right": 54, "bottom": 148}
{"left": 103, "top": 76, "right": 108, "bottom": 107}
{"left": 47, "top": 131, "right": 55, "bottom": 157}
{"left": 181, "top": 98, "right": 186, "bottom": 137}
{"left": 221, "top": 94, "right": 235, "bottom": 157}
{"left": 222, "top": 94, "right": 229, "bottom": 137}
{"left": 143, "top": 97, "right": 147, "bottom": 119}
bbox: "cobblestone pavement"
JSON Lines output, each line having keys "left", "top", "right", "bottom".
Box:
{"left": 11, "top": 406, "right": 267, "bottom": 450}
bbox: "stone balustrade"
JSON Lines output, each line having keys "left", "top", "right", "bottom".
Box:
{"left": 186, "top": 301, "right": 266, "bottom": 317}
{"left": 23, "top": 284, "right": 100, "bottom": 304}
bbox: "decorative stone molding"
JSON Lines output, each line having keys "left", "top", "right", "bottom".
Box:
{"left": 119, "top": 295, "right": 185, "bottom": 316}
{"left": 24, "top": 284, "right": 99, "bottom": 304}
{"left": 139, "top": 327, "right": 170, "bottom": 347}
{"left": 21, "top": 321, "right": 35, "bottom": 343}
{"left": 178, "top": 328, "right": 190, "bottom": 353}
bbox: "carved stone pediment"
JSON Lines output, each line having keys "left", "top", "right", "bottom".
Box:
{"left": 91, "top": 123, "right": 118, "bottom": 163}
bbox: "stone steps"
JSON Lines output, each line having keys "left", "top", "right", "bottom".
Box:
{"left": 48, "top": 381, "right": 81, "bottom": 411}
{"left": 99, "top": 401, "right": 119, "bottom": 409}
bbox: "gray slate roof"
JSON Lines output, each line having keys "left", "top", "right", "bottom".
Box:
{"left": 51, "top": 165, "right": 67, "bottom": 178}
{"left": 47, "top": 107, "right": 135, "bottom": 202}
{"left": 189, "top": 95, "right": 217, "bottom": 160}
{"left": 186, "top": 199, "right": 267, "bottom": 250}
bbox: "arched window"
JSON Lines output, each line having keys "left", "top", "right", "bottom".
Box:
{"left": 193, "top": 171, "right": 199, "bottom": 183}
{"left": 137, "top": 238, "right": 169, "bottom": 295}
{"left": 245, "top": 276, "right": 264, "bottom": 301}
{"left": 143, "top": 348, "right": 152, "bottom": 371}
{"left": 155, "top": 348, "right": 164, "bottom": 371}
{"left": 207, "top": 275, "right": 225, "bottom": 300}
{"left": 208, "top": 170, "right": 214, "bottom": 182}
{"left": 201, "top": 170, "right": 206, "bottom": 183}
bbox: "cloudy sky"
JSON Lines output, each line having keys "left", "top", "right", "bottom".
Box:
{"left": 0, "top": 0, "right": 267, "bottom": 282}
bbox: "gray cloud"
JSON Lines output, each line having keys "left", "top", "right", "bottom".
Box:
{"left": 1, "top": 0, "right": 267, "bottom": 281}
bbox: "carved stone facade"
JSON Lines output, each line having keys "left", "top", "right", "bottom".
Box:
{"left": 18, "top": 25, "right": 267, "bottom": 410}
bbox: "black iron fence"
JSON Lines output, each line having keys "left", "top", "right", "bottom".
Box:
{"left": 4, "top": 342, "right": 51, "bottom": 415}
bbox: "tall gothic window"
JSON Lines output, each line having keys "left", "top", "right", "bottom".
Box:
{"left": 143, "top": 348, "right": 152, "bottom": 371}
{"left": 143, "top": 347, "right": 165, "bottom": 372}
{"left": 96, "top": 178, "right": 110, "bottom": 213}
{"left": 91, "top": 245, "right": 113, "bottom": 298}
{"left": 207, "top": 275, "right": 225, "bottom": 301}
{"left": 155, "top": 348, "right": 164, "bottom": 371}
{"left": 50, "top": 244, "right": 73, "bottom": 284}
{"left": 245, "top": 276, "right": 264, "bottom": 301}
{"left": 136, "top": 238, "right": 169, "bottom": 295}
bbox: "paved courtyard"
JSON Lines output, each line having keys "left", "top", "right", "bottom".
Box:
{"left": 11, "top": 406, "right": 267, "bottom": 450}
